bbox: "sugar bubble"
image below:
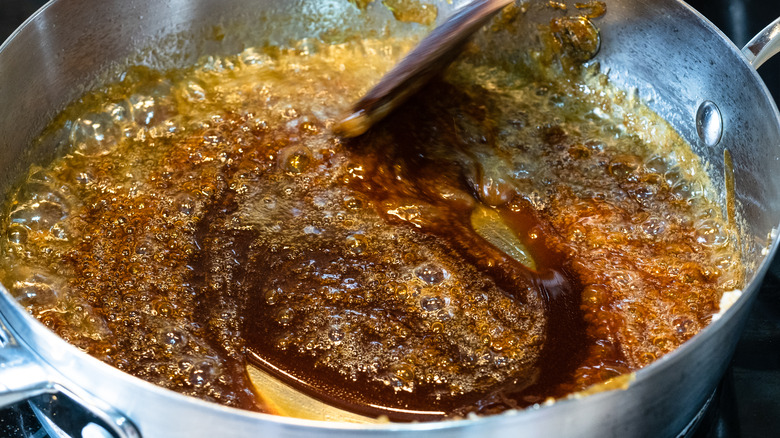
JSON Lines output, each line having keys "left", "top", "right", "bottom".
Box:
{"left": 641, "top": 217, "right": 667, "bottom": 238}
{"left": 70, "top": 111, "right": 123, "bottom": 156}
{"left": 10, "top": 199, "right": 67, "bottom": 233}
{"left": 345, "top": 234, "right": 367, "bottom": 255}
{"left": 695, "top": 219, "right": 729, "bottom": 247}
{"left": 6, "top": 224, "right": 28, "bottom": 245}
{"left": 11, "top": 271, "right": 61, "bottom": 307}
{"left": 415, "top": 264, "right": 448, "bottom": 284}
{"left": 277, "top": 145, "right": 312, "bottom": 175}
{"left": 178, "top": 80, "right": 208, "bottom": 104}
{"left": 420, "top": 296, "right": 444, "bottom": 312}
{"left": 187, "top": 360, "right": 217, "bottom": 387}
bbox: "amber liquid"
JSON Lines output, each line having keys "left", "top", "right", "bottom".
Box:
{"left": 0, "top": 34, "right": 743, "bottom": 420}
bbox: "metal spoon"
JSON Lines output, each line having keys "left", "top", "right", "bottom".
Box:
{"left": 336, "top": 0, "right": 514, "bottom": 137}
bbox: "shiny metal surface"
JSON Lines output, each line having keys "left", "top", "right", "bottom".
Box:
{"left": 696, "top": 101, "right": 724, "bottom": 147}
{"left": 0, "top": 318, "right": 52, "bottom": 407}
{"left": 0, "top": 0, "right": 780, "bottom": 437}
{"left": 0, "top": 321, "right": 139, "bottom": 437}
{"left": 743, "top": 16, "right": 780, "bottom": 68}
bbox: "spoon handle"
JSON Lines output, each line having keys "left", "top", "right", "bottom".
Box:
{"left": 336, "top": 0, "right": 514, "bottom": 137}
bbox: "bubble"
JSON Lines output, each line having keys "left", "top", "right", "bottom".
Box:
{"left": 671, "top": 180, "right": 694, "bottom": 200}
{"left": 567, "top": 143, "right": 591, "bottom": 160}
{"left": 175, "top": 193, "right": 197, "bottom": 216}
{"left": 344, "top": 197, "right": 363, "bottom": 211}
{"left": 70, "top": 111, "right": 123, "bottom": 156}
{"left": 415, "top": 264, "right": 448, "bottom": 284}
{"left": 178, "top": 80, "right": 208, "bottom": 103}
{"left": 135, "top": 239, "right": 156, "bottom": 256}
{"left": 161, "top": 328, "right": 188, "bottom": 348}
{"left": 276, "top": 308, "right": 295, "bottom": 326}
{"left": 672, "top": 317, "right": 694, "bottom": 336}
{"left": 610, "top": 270, "right": 636, "bottom": 291}
{"left": 581, "top": 284, "right": 608, "bottom": 306}
{"left": 608, "top": 155, "right": 642, "bottom": 180}
{"left": 345, "top": 234, "right": 367, "bottom": 255}
{"left": 328, "top": 327, "right": 345, "bottom": 342}
{"left": 265, "top": 288, "right": 280, "bottom": 305}
{"left": 154, "top": 300, "right": 174, "bottom": 317}
{"left": 10, "top": 199, "right": 67, "bottom": 233}
{"left": 187, "top": 360, "right": 216, "bottom": 387}
{"left": 129, "top": 95, "right": 160, "bottom": 126}
{"left": 12, "top": 272, "right": 61, "bottom": 307}
{"left": 639, "top": 352, "right": 656, "bottom": 365}
{"left": 632, "top": 184, "right": 657, "bottom": 202}
{"left": 641, "top": 217, "right": 667, "bottom": 238}
{"left": 130, "top": 79, "right": 174, "bottom": 127}
{"left": 105, "top": 100, "right": 133, "bottom": 124}
{"left": 277, "top": 145, "right": 312, "bottom": 174}
{"left": 420, "top": 296, "right": 444, "bottom": 312}
{"left": 477, "top": 167, "right": 517, "bottom": 207}
{"left": 713, "top": 252, "right": 734, "bottom": 271}
{"left": 664, "top": 168, "right": 683, "bottom": 186}
{"left": 6, "top": 224, "right": 28, "bottom": 245}
{"left": 644, "top": 155, "right": 668, "bottom": 174}
{"left": 651, "top": 336, "right": 672, "bottom": 351}
{"left": 387, "top": 364, "right": 415, "bottom": 390}
{"left": 695, "top": 219, "right": 729, "bottom": 247}
{"left": 568, "top": 223, "right": 586, "bottom": 243}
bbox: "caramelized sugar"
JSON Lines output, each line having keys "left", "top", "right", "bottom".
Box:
{"left": 0, "top": 23, "right": 743, "bottom": 420}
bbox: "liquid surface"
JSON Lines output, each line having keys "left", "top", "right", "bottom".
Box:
{"left": 0, "top": 6, "right": 743, "bottom": 420}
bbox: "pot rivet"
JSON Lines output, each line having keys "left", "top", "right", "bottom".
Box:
{"left": 696, "top": 101, "right": 723, "bottom": 147}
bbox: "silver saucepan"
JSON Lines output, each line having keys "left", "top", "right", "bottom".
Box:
{"left": 1, "top": 0, "right": 779, "bottom": 437}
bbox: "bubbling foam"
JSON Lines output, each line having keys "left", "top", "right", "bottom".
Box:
{"left": 0, "top": 27, "right": 744, "bottom": 420}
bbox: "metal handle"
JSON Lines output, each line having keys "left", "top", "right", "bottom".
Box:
{"left": 742, "top": 16, "right": 780, "bottom": 69}
{"left": 0, "top": 318, "right": 51, "bottom": 404}
{"left": 0, "top": 314, "right": 141, "bottom": 438}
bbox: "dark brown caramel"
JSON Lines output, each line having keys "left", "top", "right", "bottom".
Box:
{"left": 0, "top": 24, "right": 742, "bottom": 420}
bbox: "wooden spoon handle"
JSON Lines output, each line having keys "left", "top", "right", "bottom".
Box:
{"left": 336, "top": 0, "right": 514, "bottom": 137}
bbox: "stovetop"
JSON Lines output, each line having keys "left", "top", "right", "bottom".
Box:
{"left": 0, "top": 1, "right": 779, "bottom": 437}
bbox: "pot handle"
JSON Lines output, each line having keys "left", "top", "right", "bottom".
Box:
{"left": 0, "top": 317, "right": 141, "bottom": 438}
{"left": 742, "top": 16, "right": 780, "bottom": 69}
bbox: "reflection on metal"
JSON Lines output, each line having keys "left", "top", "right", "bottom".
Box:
{"left": 81, "top": 422, "right": 117, "bottom": 438}
{"left": 30, "top": 401, "right": 71, "bottom": 438}
{"left": 696, "top": 101, "right": 723, "bottom": 147}
{"left": 742, "top": 16, "right": 780, "bottom": 68}
{"left": 470, "top": 205, "right": 536, "bottom": 270}
{"left": 246, "top": 364, "right": 388, "bottom": 424}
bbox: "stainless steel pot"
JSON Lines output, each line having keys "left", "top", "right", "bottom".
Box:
{"left": 1, "top": 0, "right": 779, "bottom": 437}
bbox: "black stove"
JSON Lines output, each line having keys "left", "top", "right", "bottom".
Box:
{"left": 0, "top": 1, "right": 779, "bottom": 437}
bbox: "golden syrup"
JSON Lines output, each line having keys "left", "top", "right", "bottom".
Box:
{"left": 0, "top": 23, "right": 743, "bottom": 419}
